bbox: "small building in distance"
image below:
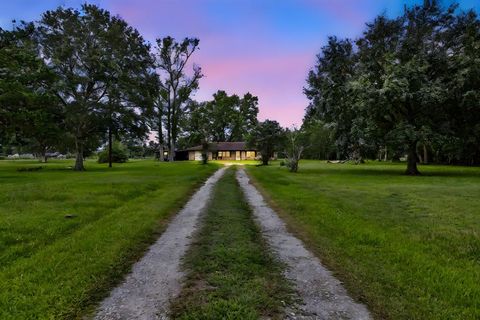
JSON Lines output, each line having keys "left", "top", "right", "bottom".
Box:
{"left": 184, "top": 142, "right": 257, "bottom": 161}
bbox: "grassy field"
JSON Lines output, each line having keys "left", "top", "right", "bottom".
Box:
{"left": 172, "top": 167, "right": 291, "bottom": 319}
{"left": 247, "top": 160, "right": 480, "bottom": 320}
{"left": 0, "top": 159, "right": 217, "bottom": 319}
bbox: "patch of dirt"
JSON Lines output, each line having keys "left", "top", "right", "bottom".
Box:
{"left": 236, "top": 168, "right": 371, "bottom": 320}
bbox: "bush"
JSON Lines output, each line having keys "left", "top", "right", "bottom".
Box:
{"left": 97, "top": 141, "right": 128, "bottom": 164}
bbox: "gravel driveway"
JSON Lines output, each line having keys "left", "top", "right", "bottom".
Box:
{"left": 95, "top": 167, "right": 226, "bottom": 320}
{"left": 236, "top": 168, "right": 371, "bottom": 320}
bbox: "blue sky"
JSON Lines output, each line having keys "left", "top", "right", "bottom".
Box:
{"left": 1, "top": 0, "right": 478, "bottom": 126}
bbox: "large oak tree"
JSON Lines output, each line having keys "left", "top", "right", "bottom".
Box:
{"left": 37, "top": 4, "right": 153, "bottom": 170}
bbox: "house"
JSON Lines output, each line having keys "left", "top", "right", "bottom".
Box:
{"left": 184, "top": 142, "right": 257, "bottom": 161}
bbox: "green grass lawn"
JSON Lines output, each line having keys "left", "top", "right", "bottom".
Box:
{"left": 247, "top": 160, "right": 480, "bottom": 320}
{"left": 0, "top": 159, "right": 217, "bottom": 319}
{"left": 172, "top": 167, "right": 291, "bottom": 319}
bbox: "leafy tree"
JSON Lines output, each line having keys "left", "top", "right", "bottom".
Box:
{"left": 443, "top": 9, "right": 480, "bottom": 165}
{"left": 304, "top": 1, "right": 479, "bottom": 174}
{"left": 182, "top": 91, "right": 259, "bottom": 147}
{"left": 99, "top": 20, "right": 154, "bottom": 168}
{"left": 0, "top": 23, "right": 63, "bottom": 162}
{"left": 301, "top": 119, "right": 336, "bottom": 160}
{"left": 284, "top": 128, "right": 305, "bottom": 172}
{"left": 97, "top": 140, "right": 128, "bottom": 163}
{"left": 247, "top": 120, "right": 284, "bottom": 165}
{"left": 304, "top": 36, "right": 357, "bottom": 160}
{"left": 153, "top": 37, "right": 202, "bottom": 161}
{"left": 363, "top": 2, "right": 453, "bottom": 174}
{"left": 37, "top": 4, "right": 152, "bottom": 170}
{"left": 206, "top": 90, "right": 241, "bottom": 141}
{"left": 229, "top": 92, "right": 259, "bottom": 141}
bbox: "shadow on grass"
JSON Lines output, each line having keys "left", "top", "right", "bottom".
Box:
{"left": 296, "top": 163, "right": 480, "bottom": 178}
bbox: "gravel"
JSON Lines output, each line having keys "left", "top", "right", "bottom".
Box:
{"left": 95, "top": 167, "right": 227, "bottom": 320}
{"left": 236, "top": 168, "right": 372, "bottom": 320}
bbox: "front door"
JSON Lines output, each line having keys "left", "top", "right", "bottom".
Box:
{"left": 236, "top": 151, "right": 241, "bottom": 160}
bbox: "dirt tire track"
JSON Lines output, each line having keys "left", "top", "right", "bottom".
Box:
{"left": 236, "top": 168, "right": 371, "bottom": 320}
{"left": 95, "top": 167, "right": 227, "bottom": 320}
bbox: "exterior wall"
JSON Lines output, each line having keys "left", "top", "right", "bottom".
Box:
{"left": 188, "top": 151, "right": 213, "bottom": 160}
{"left": 188, "top": 150, "right": 257, "bottom": 160}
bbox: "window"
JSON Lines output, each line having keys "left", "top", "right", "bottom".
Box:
{"left": 218, "top": 151, "right": 230, "bottom": 158}
{"left": 246, "top": 151, "right": 256, "bottom": 158}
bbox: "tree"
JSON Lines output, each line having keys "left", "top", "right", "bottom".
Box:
{"left": 185, "top": 100, "right": 211, "bottom": 164}
{"left": 98, "top": 140, "right": 128, "bottom": 163}
{"left": 304, "top": 36, "right": 357, "bottom": 160}
{"left": 154, "top": 37, "right": 202, "bottom": 161}
{"left": 284, "top": 128, "right": 305, "bottom": 172}
{"left": 303, "top": 1, "right": 476, "bottom": 174}
{"left": 362, "top": 2, "right": 453, "bottom": 174}
{"left": 301, "top": 119, "right": 336, "bottom": 160}
{"left": 229, "top": 92, "right": 259, "bottom": 141}
{"left": 99, "top": 20, "right": 154, "bottom": 168}
{"left": 206, "top": 90, "right": 240, "bottom": 141}
{"left": 181, "top": 91, "right": 259, "bottom": 148}
{"left": 0, "top": 23, "right": 63, "bottom": 162}
{"left": 37, "top": 4, "right": 152, "bottom": 170}
{"left": 442, "top": 9, "right": 480, "bottom": 165}
{"left": 247, "top": 120, "right": 284, "bottom": 165}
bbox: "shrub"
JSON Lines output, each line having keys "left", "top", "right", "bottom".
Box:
{"left": 97, "top": 141, "right": 128, "bottom": 164}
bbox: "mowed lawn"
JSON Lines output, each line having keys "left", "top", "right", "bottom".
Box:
{"left": 247, "top": 161, "right": 480, "bottom": 320}
{"left": 0, "top": 159, "right": 217, "bottom": 319}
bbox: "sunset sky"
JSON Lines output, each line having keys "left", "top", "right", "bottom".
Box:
{"left": 1, "top": 0, "right": 479, "bottom": 127}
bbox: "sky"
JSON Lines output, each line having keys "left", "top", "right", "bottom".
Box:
{"left": 1, "top": 0, "right": 479, "bottom": 127}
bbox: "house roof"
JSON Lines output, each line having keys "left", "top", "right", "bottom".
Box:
{"left": 184, "top": 142, "right": 254, "bottom": 151}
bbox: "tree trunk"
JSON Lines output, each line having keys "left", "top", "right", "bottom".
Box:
{"left": 157, "top": 111, "right": 164, "bottom": 161}
{"left": 40, "top": 146, "right": 47, "bottom": 163}
{"left": 261, "top": 153, "right": 269, "bottom": 165}
{"left": 384, "top": 145, "right": 388, "bottom": 161}
{"left": 201, "top": 140, "right": 209, "bottom": 165}
{"left": 423, "top": 144, "right": 428, "bottom": 164}
{"left": 108, "top": 126, "right": 113, "bottom": 168}
{"left": 405, "top": 142, "right": 420, "bottom": 175}
{"left": 168, "top": 136, "right": 175, "bottom": 162}
{"left": 74, "top": 142, "right": 85, "bottom": 171}
{"left": 158, "top": 144, "right": 164, "bottom": 161}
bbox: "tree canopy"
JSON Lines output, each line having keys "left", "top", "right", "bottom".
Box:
{"left": 36, "top": 4, "right": 153, "bottom": 170}
{"left": 181, "top": 90, "right": 259, "bottom": 148}
{"left": 304, "top": 1, "right": 480, "bottom": 174}
{"left": 247, "top": 119, "right": 284, "bottom": 166}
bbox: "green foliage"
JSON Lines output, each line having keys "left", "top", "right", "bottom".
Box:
{"left": 171, "top": 168, "right": 290, "bottom": 319}
{"left": 305, "top": 2, "right": 480, "bottom": 173}
{"left": 284, "top": 128, "right": 306, "bottom": 172}
{"left": 247, "top": 120, "right": 284, "bottom": 165}
{"left": 304, "top": 36, "right": 357, "bottom": 160}
{"left": 37, "top": 4, "right": 153, "bottom": 170}
{"left": 248, "top": 160, "right": 480, "bottom": 319}
{"left": 153, "top": 36, "right": 202, "bottom": 161}
{"left": 0, "top": 24, "right": 63, "bottom": 161}
{"left": 97, "top": 141, "right": 129, "bottom": 163}
{"left": 301, "top": 120, "right": 337, "bottom": 159}
{"left": 182, "top": 90, "right": 259, "bottom": 147}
